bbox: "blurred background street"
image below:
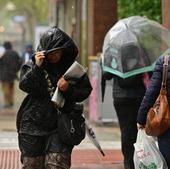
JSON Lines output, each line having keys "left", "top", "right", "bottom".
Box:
{"left": 0, "top": 0, "right": 170, "bottom": 168}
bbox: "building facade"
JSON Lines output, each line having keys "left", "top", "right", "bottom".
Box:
{"left": 49, "top": 0, "right": 117, "bottom": 66}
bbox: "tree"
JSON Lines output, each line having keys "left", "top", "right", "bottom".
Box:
{"left": 0, "top": 0, "right": 49, "bottom": 42}
{"left": 118, "top": 0, "right": 161, "bottom": 23}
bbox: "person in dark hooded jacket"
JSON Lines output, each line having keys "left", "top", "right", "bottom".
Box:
{"left": 17, "top": 27, "right": 92, "bottom": 169}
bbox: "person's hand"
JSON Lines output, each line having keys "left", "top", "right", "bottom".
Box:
{"left": 137, "top": 123, "right": 145, "bottom": 130}
{"left": 57, "top": 77, "right": 69, "bottom": 91}
{"left": 35, "top": 51, "right": 45, "bottom": 67}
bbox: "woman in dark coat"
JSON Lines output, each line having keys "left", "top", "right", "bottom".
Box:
{"left": 17, "top": 27, "right": 92, "bottom": 169}
{"left": 137, "top": 55, "right": 170, "bottom": 168}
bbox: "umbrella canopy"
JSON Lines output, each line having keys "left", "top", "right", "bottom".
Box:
{"left": 102, "top": 16, "right": 170, "bottom": 78}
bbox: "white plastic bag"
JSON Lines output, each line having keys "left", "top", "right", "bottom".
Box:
{"left": 133, "top": 129, "right": 168, "bottom": 169}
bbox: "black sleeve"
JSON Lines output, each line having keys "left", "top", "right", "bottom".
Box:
{"left": 61, "top": 73, "right": 92, "bottom": 102}
{"left": 19, "top": 63, "right": 48, "bottom": 96}
{"left": 102, "top": 71, "right": 113, "bottom": 81}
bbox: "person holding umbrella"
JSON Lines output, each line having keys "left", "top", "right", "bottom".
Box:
{"left": 101, "top": 16, "right": 169, "bottom": 169}
{"left": 102, "top": 43, "right": 152, "bottom": 169}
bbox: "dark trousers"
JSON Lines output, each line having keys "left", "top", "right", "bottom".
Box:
{"left": 1, "top": 81, "right": 14, "bottom": 106}
{"left": 18, "top": 133, "right": 72, "bottom": 169}
{"left": 22, "top": 153, "right": 71, "bottom": 169}
{"left": 158, "top": 138, "right": 170, "bottom": 168}
{"left": 114, "top": 99, "right": 141, "bottom": 169}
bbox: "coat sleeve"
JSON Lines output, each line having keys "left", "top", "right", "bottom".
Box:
{"left": 137, "top": 56, "right": 163, "bottom": 124}
{"left": 102, "top": 71, "right": 114, "bottom": 81}
{"left": 61, "top": 73, "right": 92, "bottom": 102}
{"left": 19, "top": 63, "right": 48, "bottom": 96}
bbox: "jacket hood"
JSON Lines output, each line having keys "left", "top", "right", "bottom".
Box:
{"left": 34, "top": 27, "right": 78, "bottom": 64}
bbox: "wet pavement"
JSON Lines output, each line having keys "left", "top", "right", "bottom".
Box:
{"left": 0, "top": 149, "right": 123, "bottom": 169}
{"left": 71, "top": 149, "right": 123, "bottom": 169}
{"left": 0, "top": 124, "right": 123, "bottom": 169}
{"left": 0, "top": 82, "right": 123, "bottom": 169}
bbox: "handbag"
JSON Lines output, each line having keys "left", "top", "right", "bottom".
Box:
{"left": 145, "top": 55, "right": 170, "bottom": 136}
{"left": 44, "top": 70, "right": 86, "bottom": 145}
{"left": 57, "top": 103, "right": 86, "bottom": 146}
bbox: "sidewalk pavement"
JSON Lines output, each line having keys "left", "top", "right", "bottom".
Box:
{"left": 0, "top": 111, "right": 123, "bottom": 169}
{"left": 0, "top": 87, "right": 123, "bottom": 169}
{"left": 0, "top": 129, "right": 123, "bottom": 169}
{"left": 0, "top": 149, "right": 123, "bottom": 169}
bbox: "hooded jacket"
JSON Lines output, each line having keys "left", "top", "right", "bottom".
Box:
{"left": 16, "top": 27, "right": 92, "bottom": 136}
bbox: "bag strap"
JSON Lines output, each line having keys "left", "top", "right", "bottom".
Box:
{"left": 43, "top": 70, "right": 60, "bottom": 111}
{"left": 43, "top": 70, "right": 55, "bottom": 97}
{"left": 162, "top": 55, "right": 169, "bottom": 89}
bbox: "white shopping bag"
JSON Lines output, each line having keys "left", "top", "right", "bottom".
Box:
{"left": 133, "top": 129, "right": 168, "bottom": 169}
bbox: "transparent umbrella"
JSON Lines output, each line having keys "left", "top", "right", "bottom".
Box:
{"left": 102, "top": 15, "right": 170, "bottom": 78}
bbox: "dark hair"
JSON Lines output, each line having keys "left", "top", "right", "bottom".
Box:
{"left": 3, "top": 41, "right": 12, "bottom": 50}
{"left": 120, "top": 43, "right": 140, "bottom": 72}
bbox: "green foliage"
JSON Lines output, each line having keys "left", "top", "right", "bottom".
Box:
{"left": 0, "top": 0, "right": 49, "bottom": 42}
{"left": 0, "top": 0, "right": 49, "bottom": 24}
{"left": 12, "top": 0, "right": 49, "bottom": 24}
{"left": 118, "top": 0, "right": 161, "bottom": 23}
